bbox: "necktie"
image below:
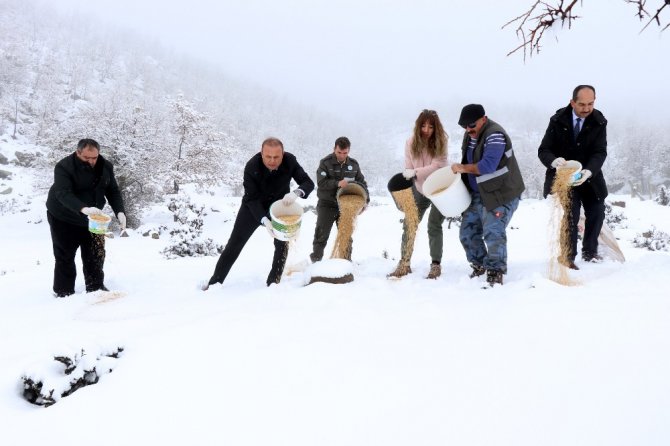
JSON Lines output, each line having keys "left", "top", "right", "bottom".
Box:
{"left": 574, "top": 118, "right": 582, "bottom": 141}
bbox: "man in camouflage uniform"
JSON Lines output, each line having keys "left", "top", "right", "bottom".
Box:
{"left": 310, "top": 137, "right": 368, "bottom": 263}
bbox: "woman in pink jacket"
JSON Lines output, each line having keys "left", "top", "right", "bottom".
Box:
{"left": 389, "top": 109, "right": 449, "bottom": 279}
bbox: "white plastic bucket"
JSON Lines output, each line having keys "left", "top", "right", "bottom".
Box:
{"left": 559, "top": 160, "right": 583, "bottom": 183}
{"left": 269, "top": 200, "right": 303, "bottom": 241}
{"left": 88, "top": 213, "right": 111, "bottom": 234}
{"left": 423, "top": 166, "right": 471, "bottom": 217}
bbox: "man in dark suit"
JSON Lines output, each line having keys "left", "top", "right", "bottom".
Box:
{"left": 205, "top": 137, "right": 314, "bottom": 289}
{"left": 46, "top": 139, "right": 126, "bottom": 297}
{"left": 538, "top": 85, "right": 608, "bottom": 269}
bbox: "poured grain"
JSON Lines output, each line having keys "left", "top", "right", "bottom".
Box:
{"left": 331, "top": 194, "right": 366, "bottom": 259}
{"left": 391, "top": 188, "right": 419, "bottom": 260}
{"left": 548, "top": 167, "right": 580, "bottom": 286}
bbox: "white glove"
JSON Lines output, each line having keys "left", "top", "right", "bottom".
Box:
{"left": 282, "top": 192, "right": 298, "bottom": 206}
{"left": 117, "top": 212, "right": 127, "bottom": 230}
{"left": 81, "top": 207, "right": 103, "bottom": 216}
{"left": 551, "top": 157, "right": 566, "bottom": 169}
{"left": 402, "top": 168, "right": 416, "bottom": 179}
{"left": 261, "top": 217, "right": 275, "bottom": 238}
{"left": 572, "top": 169, "right": 592, "bottom": 186}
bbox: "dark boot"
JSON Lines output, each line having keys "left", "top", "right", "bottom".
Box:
{"left": 486, "top": 269, "right": 504, "bottom": 286}
{"left": 469, "top": 263, "right": 486, "bottom": 278}
{"left": 426, "top": 262, "right": 441, "bottom": 279}
{"left": 558, "top": 257, "right": 579, "bottom": 270}
{"left": 582, "top": 252, "right": 603, "bottom": 263}
{"left": 54, "top": 291, "right": 74, "bottom": 298}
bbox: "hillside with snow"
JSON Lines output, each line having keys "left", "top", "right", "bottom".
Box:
{"left": 2, "top": 136, "right": 670, "bottom": 445}
{"left": 2, "top": 0, "right": 670, "bottom": 443}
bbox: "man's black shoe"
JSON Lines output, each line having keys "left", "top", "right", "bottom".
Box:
{"left": 266, "top": 274, "right": 281, "bottom": 287}
{"left": 54, "top": 291, "right": 74, "bottom": 298}
{"left": 582, "top": 253, "right": 603, "bottom": 263}
{"left": 558, "top": 258, "right": 580, "bottom": 270}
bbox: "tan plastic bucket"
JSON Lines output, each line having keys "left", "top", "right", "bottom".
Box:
{"left": 269, "top": 201, "right": 303, "bottom": 241}
{"left": 423, "top": 166, "right": 471, "bottom": 217}
{"left": 88, "top": 213, "right": 112, "bottom": 234}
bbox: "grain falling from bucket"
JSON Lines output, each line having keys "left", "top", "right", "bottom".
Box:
{"left": 331, "top": 194, "right": 366, "bottom": 259}
{"left": 548, "top": 167, "right": 580, "bottom": 286}
{"left": 391, "top": 188, "right": 420, "bottom": 261}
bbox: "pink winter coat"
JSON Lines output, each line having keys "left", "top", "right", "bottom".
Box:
{"left": 404, "top": 136, "right": 448, "bottom": 195}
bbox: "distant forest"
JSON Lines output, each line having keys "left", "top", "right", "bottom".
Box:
{"left": 1, "top": 0, "right": 668, "bottom": 222}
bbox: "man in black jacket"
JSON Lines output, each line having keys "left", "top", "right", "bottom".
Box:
{"left": 310, "top": 136, "right": 368, "bottom": 263}
{"left": 538, "top": 85, "right": 608, "bottom": 269}
{"left": 205, "top": 137, "right": 315, "bottom": 289}
{"left": 46, "top": 139, "right": 126, "bottom": 297}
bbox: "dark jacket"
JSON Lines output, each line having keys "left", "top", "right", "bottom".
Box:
{"left": 316, "top": 153, "right": 368, "bottom": 207}
{"left": 46, "top": 153, "right": 125, "bottom": 227}
{"left": 460, "top": 119, "right": 525, "bottom": 211}
{"left": 538, "top": 106, "right": 608, "bottom": 199}
{"left": 242, "top": 151, "right": 315, "bottom": 223}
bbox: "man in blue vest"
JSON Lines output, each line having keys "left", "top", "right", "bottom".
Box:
{"left": 451, "top": 104, "right": 525, "bottom": 286}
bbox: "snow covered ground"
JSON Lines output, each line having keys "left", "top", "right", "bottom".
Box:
{"left": 1, "top": 154, "right": 670, "bottom": 445}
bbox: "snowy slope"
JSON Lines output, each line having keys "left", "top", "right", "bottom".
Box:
{"left": 1, "top": 142, "right": 670, "bottom": 445}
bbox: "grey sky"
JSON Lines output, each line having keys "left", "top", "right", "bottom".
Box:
{"left": 51, "top": 0, "right": 669, "bottom": 123}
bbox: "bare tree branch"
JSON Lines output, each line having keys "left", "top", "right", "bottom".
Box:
{"left": 502, "top": 0, "right": 581, "bottom": 60}
{"left": 639, "top": 0, "right": 670, "bottom": 32}
{"left": 506, "top": 1, "right": 669, "bottom": 59}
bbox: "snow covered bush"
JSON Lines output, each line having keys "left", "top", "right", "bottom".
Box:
{"left": 605, "top": 202, "right": 627, "bottom": 229}
{"left": 161, "top": 195, "right": 222, "bottom": 259}
{"left": 22, "top": 346, "right": 123, "bottom": 407}
{"left": 632, "top": 227, "right": 670, "bottom": 252}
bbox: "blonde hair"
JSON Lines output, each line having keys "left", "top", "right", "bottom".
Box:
{"left": 411, "top": 109, "right": 448, "bottom": 159}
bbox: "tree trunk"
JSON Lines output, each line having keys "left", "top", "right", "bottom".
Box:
{"left": 12, "top": 101, "right": 18, "bottom": 138}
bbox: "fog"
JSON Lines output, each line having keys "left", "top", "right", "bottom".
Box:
{"left": 50, "top": 0, "right": 668, "bottom": 124}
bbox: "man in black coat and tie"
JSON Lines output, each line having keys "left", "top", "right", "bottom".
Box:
{"left": 205, "top": 137, "right": 315, "bottom": 289}
{"left": 538, "top": 85, "right": 608, "bottom": 269}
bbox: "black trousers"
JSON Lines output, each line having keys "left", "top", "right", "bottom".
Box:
{"left": 209, "top": 204, "right": 289, "bottom": 286}
{"left": 47, "top": 211, "right": 106, "bottom": 295}
{"left": 563, "top": 185, "right": 605, "bottom": 261}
